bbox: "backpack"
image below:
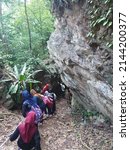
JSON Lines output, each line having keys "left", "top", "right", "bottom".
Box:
{"left": 31, "top": 105, "right": 43, "bottom": 124}
{"left": 42, "top": 96, "right": 53, "bottom": 108}
{"left": 44, "top": 91, "right": 57, "bottom": 100}
{"left": 23, "top": 100, "right": 43, "bottom": 124}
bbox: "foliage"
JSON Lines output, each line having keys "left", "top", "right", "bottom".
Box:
{"left": 86, "top": 0, "right": 113, "bottom": 49}
{"left": 51, "top": 0, "right": 112, "bottom": 49}
{"left": 82, "top": 110, "right": 99, "bottom": 119}
{"left": 1, "top": 63, "right": 41, "bottom": 104}
{"left": 0, "top": 0, "right": 55, "bottom": 105}
{"left": 0, "top": 0, "right": 54, "bottom": 67}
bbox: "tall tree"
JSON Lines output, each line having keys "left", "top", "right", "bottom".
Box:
{"left": 0, "top": 0, "right": 54, "bottom": 67}
{"left": 24, "top": 0, "right": 32, "bottom": 53}
{"left": 0, "top": 1, "right": 9, "bottom": 51}
{"left": 28, "top": 0, "right": 54, "bottom": 56}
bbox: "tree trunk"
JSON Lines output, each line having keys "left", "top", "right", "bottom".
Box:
{"left": 37, "top": 0, "right": 45, "bottom": 50}
{"left": 0, "top": 2, "right": 9, "bottom": 51}
{"left": 24, "top": 0, "right": 32, "bottom": 53}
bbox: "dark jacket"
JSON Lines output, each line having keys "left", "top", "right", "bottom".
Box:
{"left": 10, "top": 127, "right": 41, "bottom": 150}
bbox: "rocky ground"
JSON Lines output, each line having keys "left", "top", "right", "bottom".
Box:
{"left": 0, "top": 98, "right": 112, "bottom": 150}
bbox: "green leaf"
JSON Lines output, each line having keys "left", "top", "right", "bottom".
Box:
{"left": 105, "top": 0, "right": 110, "bottom": 4}
{"left": 94, "top": 8, "right": 99, "bottom": 14}
{"left": 14, "top": 65, "right": 19, "bottom": 79}
{"left": 21, "top": 63, "right": 27, "bottom": 75}
{"left": 8, "top": 72, "right": 17, "bottom": 80}
{"left": 19, "top": 74, "right": 26, "bottom": 81}
{"left": 97, "top": 17, "right": 106, "bottom": 23}
{"left": 21, "top": 81, "right": 26, "bottom": 90}
{"left": 86, "top": 32, "right": 91, "bottom": 37}
{"left": 106, "top": 42, "right": 109, "bottom": 46}
{"left": 103, "top": 19, "right": 109, "bottom": 26}
{"left": 26, "top": 70, "right": 43, "bottom": 79}
{"left": 92, "top": 33, "right": 95, "bottom": 38}
{"left": 106, "top": 42, "right": 112, "bottom": 48}
{"left": 92, "top": 22, "right": 97, "bottom": 27}
{"left": 32, "top": 69, "right": 43, "bottom": 77}
{"left": 8, "top": 83, "right": 19, "bottom": 95}
{"left": 107, "top": 21, "right": 112, "bottom": 27}
{"left": 0, "top": 79, "right": 12, "bottom": 83}
{"left": 106, "top": 8, "right": 112, "bottom": 17}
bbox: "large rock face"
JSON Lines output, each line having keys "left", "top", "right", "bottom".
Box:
{"left": 48, "top": 1, "right": 113, "bottom": 120}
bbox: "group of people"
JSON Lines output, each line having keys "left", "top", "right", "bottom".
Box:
{"left": 9, "top": 83, "right": 56, "bottom": 150}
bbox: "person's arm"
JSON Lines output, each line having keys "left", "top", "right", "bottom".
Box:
{"left": 22, "top": 102, "right": 27, "bottom": 117}
{"left": 34, "top": 129, "right": 41, "bottom": 150}
{"left": 42, "top": 84, "right": 49, "bottom": 94}
{"left": 22, "top": 102, "right": 31, "bottom": 117}
{"left": 10, "top": 127, "right": 19, "bottom": 141}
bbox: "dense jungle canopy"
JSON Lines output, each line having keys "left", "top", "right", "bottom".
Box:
{"left": 0, "top": 0, "right": 54, "bottom": 68}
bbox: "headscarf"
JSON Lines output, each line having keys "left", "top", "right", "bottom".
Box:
{"left": 22, "top": 90, "right": 43, "bottom": 124}
{"left": 18, "top": 111, "right": 37, "bottom": 143}
{"left": 22, "top": 90, "right": 36, "bottom": 107}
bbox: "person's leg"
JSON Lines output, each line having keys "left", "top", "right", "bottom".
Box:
{"left": 48, "top": 106, "right": 52, "bottom": 115}
{"left": 44, "top": 104, "right": 48, "bottom": 114}
{"left": 52, "top": 100, "right": 56, "bottom": 114}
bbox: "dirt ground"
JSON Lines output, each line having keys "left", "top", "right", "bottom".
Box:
{"left": 0, "top": 98, "right": 113, "bottom": 150}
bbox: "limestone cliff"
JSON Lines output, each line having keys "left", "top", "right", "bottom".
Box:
{"left": 48, "top": 0, "right": 113, "bottom": 120}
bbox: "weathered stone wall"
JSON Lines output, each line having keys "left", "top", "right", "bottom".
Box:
{"left": 48, "top": 0, "right": 113, "bottom": 121}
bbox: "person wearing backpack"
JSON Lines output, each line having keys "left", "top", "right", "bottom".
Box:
{"left": 41, "top": 83, "right": 50, "bottom": 95}
{"left": 30, "top": 89, "right": 53, "bottom": 116}
{"left": 30, "top": 89, "right": 46, "bottom": 113}
{"left": 10, "top": 111, "right": 41, "bottom": 150}
{"left": 44, "top": 91, "right": 57, "bottom": 115}
{"left": 22, "top": 90, "right": 43, "bottom": 124}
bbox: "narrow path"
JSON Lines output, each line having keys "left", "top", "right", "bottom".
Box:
{"left": 39, "top": 98, "right": 84, "bottom": 150}
{"left": 0, "top": 99, "right": 112, "bottom": 150}
{"left": 40, "top": 98, "right": 112, "bottom": 150}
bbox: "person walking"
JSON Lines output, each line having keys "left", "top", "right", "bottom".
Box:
{"left": 10, "top": 111, "right": 42, "bottom": 150}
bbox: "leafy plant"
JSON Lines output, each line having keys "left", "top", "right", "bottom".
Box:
{"left": 1, "top": 63, "right": 41, "bottom": 104}
{"left": 82, "top": 110, "right": 100, "bottom": 120}
{"left": 87, "top": 0, "right": 113, "bottom": 49}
